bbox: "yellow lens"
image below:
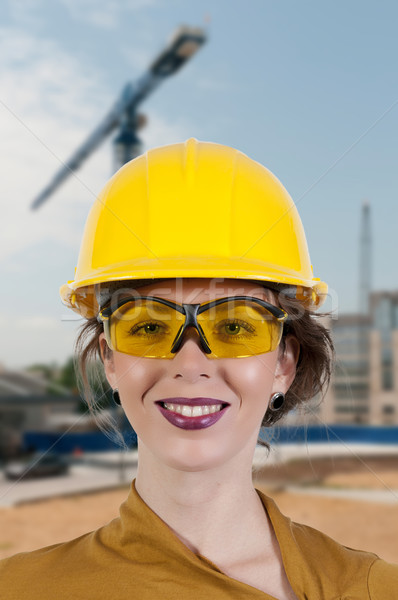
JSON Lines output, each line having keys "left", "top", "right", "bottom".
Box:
{"left": 105, "top": 298, "right": 284, "bottom": 359}
{"left": 197, "top": 300, "right": 283, "bottom": 358}
{"left": 108, "top": 299, "right": 184, "bottom": 358}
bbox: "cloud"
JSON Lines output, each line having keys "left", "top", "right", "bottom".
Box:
{"left": 15, "top": 316, "right": 60, "bottom": 331}
{"left": 59, "top": 0, "right": 158, "bottom": 29}
{"left": 0, "top": 313, "right": 81, "bottom": 369}
{"left": 0, "top": 22, "right": 197, "bottom": 368}
{"left": 0, "top": 26, "right": 110, "bottom": 257}
{"left": 0, "top": 25, "right": 193, "bottom": 265}
{"left": 5, "top": 0, "right": 46, "bottom": 28}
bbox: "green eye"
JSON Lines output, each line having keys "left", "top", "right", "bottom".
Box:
{"left": 225, "top": 323, "right": 241, "bottom": 335}
{"left": 215, "top": 319, "right": 256, "bottom": 340}
{"left": 144, "top": 323, "right": 160, "bottom": 333}
{"left": 129, "top": 321, "right": 167, "bottom": 336}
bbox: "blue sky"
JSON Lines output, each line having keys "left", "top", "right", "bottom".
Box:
{"left": 1, "top": 0, "right": 397, "bottom": 368}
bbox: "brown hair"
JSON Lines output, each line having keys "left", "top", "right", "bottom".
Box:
{"left": 261, "top": 295, "right": 334, "bottom": 430}
{"left": 74, "top": 290, "right": 334, "bottom": 449}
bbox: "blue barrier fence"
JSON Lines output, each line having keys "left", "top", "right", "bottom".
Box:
{"left": 260, "top": 424, "right": 398, "bottom": 445}
{"left": 23, "top": 430, "right": 137, "bottom": 454}
{"left": 23, "top": 425, "right": 398, "bottom": 454}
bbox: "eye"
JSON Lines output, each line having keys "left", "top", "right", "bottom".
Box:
{"left": 129, "top": 321, "right": 168, "bottom": 336}
{"left": 224, "top": 322, "right": 241, "bottom": 335}
{"left": 215, "top": 319, "right": 256, "bottom": 338}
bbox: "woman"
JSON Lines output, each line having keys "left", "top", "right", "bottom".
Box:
{"left": 0, "top": 139, "right": 396, "bottom": 599}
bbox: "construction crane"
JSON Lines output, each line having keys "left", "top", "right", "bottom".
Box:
{"left": 359, "top": 200, "right": 371, "bottom": 315}
{"left": 31, "top": 25, "right": 207, "bottom": 210}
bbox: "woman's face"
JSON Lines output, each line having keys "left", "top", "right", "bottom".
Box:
{"left": 100, "top": 278, "right": 299, "bottom": 472}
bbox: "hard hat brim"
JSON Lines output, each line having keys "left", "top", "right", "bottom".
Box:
{"left": 60, "top": 257, "right": 328, "bottom": 319}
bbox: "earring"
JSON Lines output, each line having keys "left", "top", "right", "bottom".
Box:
{"left": 112, "top": 389, "right": 121, "bottom": 406}
{"left": 269, "top": 392, "right": 285, "bottom": 411}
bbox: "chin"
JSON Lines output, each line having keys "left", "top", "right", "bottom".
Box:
{"left": 152, "top": 436, "right": 242, "bottom": 472}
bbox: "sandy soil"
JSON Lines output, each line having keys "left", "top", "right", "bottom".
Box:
{"left": 0, "top": 457, "right": 397, "bottom": 564}
{"left": 261, "top": 489, "right": 398, "bottom": 564}
{"left": 253, "top": 454, "right": 398, "bottom": 490}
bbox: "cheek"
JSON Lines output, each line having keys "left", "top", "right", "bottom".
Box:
{"left": 112, "top": 354, "right": 162, "bottom": 410}
{"left": 226, "top": 353, "right": 278, "bottom": 400}
{"left": 222, "top": 353, "right": 279, "bottom": 445}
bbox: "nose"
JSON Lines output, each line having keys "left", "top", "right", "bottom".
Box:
{"left": 173, "top": 325, "right": 209, "bottom": 353}
{"left": 171, "top": 322, "right": 211, "bottom": 355}
{"left": 171, "top": 327, "right": 212, "bottom": 380}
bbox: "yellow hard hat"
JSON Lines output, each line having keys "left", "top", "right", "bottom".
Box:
{"left": 60, "top": 138, "right": 327, "bottom": 318}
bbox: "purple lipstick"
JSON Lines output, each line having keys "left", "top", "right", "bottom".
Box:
{"left": 155, "top": 397, "right": 230, "bottom": 430}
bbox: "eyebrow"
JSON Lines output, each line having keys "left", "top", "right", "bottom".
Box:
{"left": 133, "top": 295, "right": 276, "bottom": 313}
{"left": 134, "top": 298, "right": 175, "bottom": 313}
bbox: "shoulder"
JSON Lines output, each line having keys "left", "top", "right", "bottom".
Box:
{"left": 289, "top": 518, "right": 382, "bottom": 595}
{"left": 260, "top": 489, "right": 378, "bottom": 568}
{"left": 257, "top": 490, "right": 398, "bottom": 598}
{"left": 290, "top": 516, "right": 378, "bottom": 565}
{"left": 0, "top": 508, "right": 137, "bottom": 600}
{"left": 368, "top": 557, "right": 398, "bottom": 599}
{"left": 0, "top": 530, "right": 101, "bottom": 600}
{"left": 287, "top": 516, "right": 398, "bottom": 598}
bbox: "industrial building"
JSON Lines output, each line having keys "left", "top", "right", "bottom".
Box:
{"left": 314, "top": 290, "right": 398, "bottom": 426}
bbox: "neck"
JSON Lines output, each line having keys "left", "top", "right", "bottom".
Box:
{"left": 134, "top": 438, "right": 273, "bottom": 564}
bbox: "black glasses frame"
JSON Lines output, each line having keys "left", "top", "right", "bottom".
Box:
{"left": 98, "top": 295, "right": 288, "bottom": 356}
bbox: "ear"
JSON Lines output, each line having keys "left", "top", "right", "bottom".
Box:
{"left": 272, "top": 334, "right": 300, "bottom": 395}
{"left": 99, "top": 333, "right": 117, "bottom": 389}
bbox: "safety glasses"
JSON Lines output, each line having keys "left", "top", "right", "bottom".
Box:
{"left": 98, "top": 296, "right": 288, "bottom": 359}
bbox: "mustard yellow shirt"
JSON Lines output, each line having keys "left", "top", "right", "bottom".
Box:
{"left": 0, "top": 479, "right": 397, "bottom": 599}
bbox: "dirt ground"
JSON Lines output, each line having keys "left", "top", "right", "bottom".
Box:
{"left": 253, "top": 454, "right": 398, "bottom": 491}
{"left": 1, "top": 456, "right": 397, "bottom": 564}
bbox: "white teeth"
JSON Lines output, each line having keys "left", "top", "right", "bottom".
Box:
{"left": 163, "top": 403, "right": 224, "bottom": 417}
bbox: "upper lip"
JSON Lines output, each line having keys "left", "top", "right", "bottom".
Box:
{"left": 156, "top": 397, "right": 230, "bottom": 407}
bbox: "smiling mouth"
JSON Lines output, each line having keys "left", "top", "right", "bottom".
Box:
{"left": 154, "top": 400, "right": 231, "bottom": 430}
{"left": 158, "top": 402, "right": 229, "bottom": 418}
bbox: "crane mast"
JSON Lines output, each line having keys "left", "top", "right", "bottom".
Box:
{"left": 359, "top": 200, "right": 371, "bottom": 315}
